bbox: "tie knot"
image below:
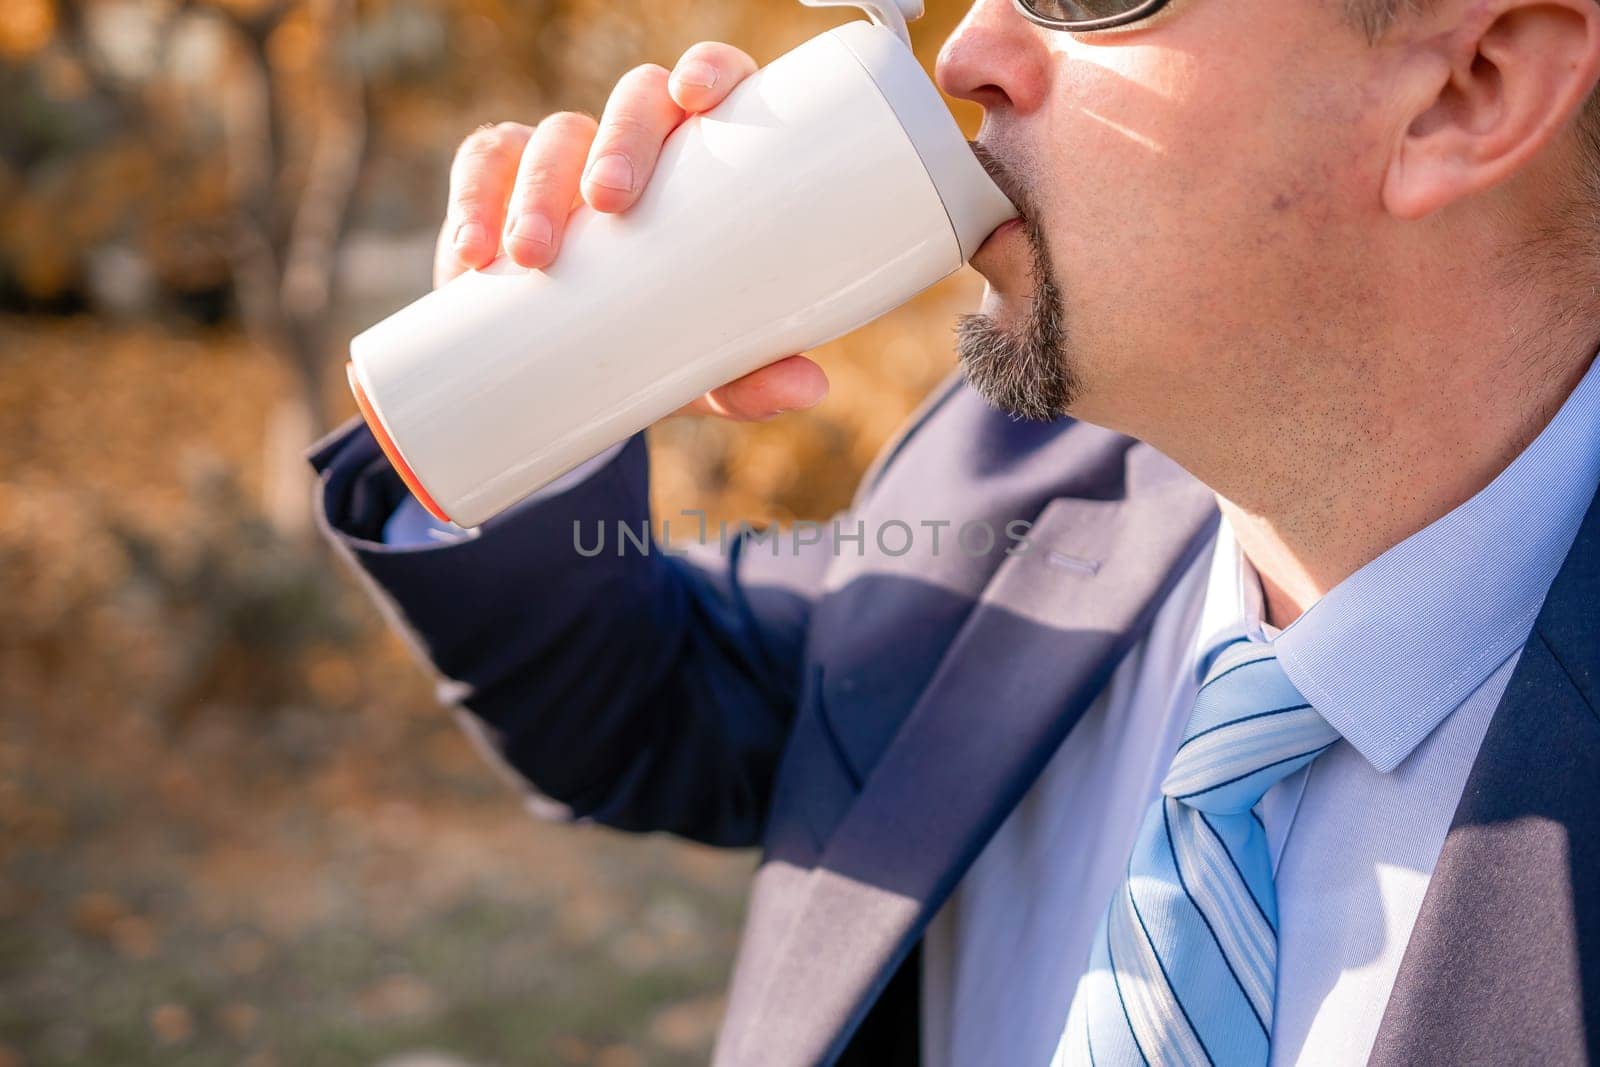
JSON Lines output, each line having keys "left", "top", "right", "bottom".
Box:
{"left": 1161, "top": 640, "right": 1340, "bottom": 814}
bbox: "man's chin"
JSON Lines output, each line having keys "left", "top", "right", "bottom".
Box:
{"left": 957, "top": 216, "right": 1076, "bottom": 422}
{"left": 954, "top": 314, "right": 1074, "bottom": 422}
{"left": 974, "top": 282, "right": 1034, "bottom": 324}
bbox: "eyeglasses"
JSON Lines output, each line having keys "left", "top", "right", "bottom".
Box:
{"left": 1012, "top": 0, "right": 1173, "bottom": 32}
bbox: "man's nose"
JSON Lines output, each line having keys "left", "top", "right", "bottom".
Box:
{"left": 935, "top": 0, "right": 1050, "bottom": 115}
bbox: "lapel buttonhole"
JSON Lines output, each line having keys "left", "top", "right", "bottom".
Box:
{"left": 1046, "top": 550, "right": 1102, "bottom": 576}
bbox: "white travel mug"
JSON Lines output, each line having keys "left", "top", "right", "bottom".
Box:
{"left": 347, "top": 0, "right": 1018, "bottom": 529}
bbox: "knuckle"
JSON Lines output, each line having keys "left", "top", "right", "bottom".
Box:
{"left": 457, "top": 121, "right": 524, "bottom": 159}
{"left": 517, "top": 153, "right": 565, "bottom": 188}
{"left": 511, "top": 171, "right": 562, "bottom": 211}
{"left": 451, "top": 176, "right": 499, "bottom": 214}
{"left": 599, "top": 111, "right": 652, "bottom": 144}
{"left": 536, "top": 110, "right": 598, "bottom": 139}
{"left": 679, "top": 40, "right": 725, "bottom": 63}
{"left": 621, "top": 62, "right": 671, "bottom": 89}
{"left": 487, "top": 119, "right": 530, "bottom": 141}
{"left": 681, "top": 40, "right": 749, "bottom": 69}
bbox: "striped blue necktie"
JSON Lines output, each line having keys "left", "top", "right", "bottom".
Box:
{"left": 1055, "top": 638, "right": 1342, "bottom": 1066}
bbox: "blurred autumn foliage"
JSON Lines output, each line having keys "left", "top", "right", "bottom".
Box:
{"left": 0, "top": 0, "right": 985, "bottom": 1063}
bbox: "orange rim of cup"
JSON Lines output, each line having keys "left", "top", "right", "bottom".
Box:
{"left": 346, "top": 362, "right": 454, "bottom": 525}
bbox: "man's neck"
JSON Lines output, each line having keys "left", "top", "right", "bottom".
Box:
{"left": 1206, "top": 337, "right": 1596, "bottom": 631}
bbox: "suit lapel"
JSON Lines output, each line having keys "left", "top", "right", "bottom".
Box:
{"left": 1369, "top": 485, "right": 1600, "bottom": 1064}
{"left": 717, "top": 445, "right": 1218, "bottom": 1066}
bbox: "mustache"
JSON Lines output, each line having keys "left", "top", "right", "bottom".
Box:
{"left": 969, "top": 140, "right": 1036, "bottom": 222}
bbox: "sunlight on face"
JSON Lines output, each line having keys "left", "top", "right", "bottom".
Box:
{"left": 945, "top": 0, "right": 1377, "bottom": 432}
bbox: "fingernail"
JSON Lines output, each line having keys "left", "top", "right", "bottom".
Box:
{"left": 510, "top": 213, "right": 553, "bottom": 249}
{"left": 586, "top": 153, "right": 634, "bottom": 193}
{"left": 452, "top": 220, "right": 487, "bottom": 251}
{"left": 777, "top": 389, "right": 826, "bottom": 416}
{"left": 675, "top": 60, "right": 719, "bottom": 89}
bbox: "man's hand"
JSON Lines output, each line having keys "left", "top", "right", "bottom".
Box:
{"left": 432, "top": 42, "right": 829, "bottom": 423}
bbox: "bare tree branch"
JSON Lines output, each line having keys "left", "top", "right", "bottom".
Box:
{"left": 53, "top": 0, "right": 198, "bottom": 128}
{"left": 50, "top": 0, "right": 373, "bottom": 537}
{"left": 281, "top": 0, "right": 369, "bottom": 420}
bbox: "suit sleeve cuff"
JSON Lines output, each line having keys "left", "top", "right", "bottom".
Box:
{"left": 306, "top": 416, "right": 639, "bottom": 550}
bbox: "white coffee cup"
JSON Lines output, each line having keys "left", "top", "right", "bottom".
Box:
{"left": 347, "top": 0, "right": 1018, "bottom": 529}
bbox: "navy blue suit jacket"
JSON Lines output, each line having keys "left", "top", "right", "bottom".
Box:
{"left": 311, "top": 377, "right": 1600, "bottom": 1065}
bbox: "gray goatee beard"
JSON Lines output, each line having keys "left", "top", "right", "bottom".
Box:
{"left": 955, "top": 213, "right": 1078, "bottom": 422}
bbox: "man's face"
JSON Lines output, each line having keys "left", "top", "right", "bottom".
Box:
{"left": 940, "top": 0, "right": 1394, "bottom": 439}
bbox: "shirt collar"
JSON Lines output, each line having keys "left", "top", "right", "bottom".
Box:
{"left": 1190, "top": 517, "right": 1267, "bottom": 685}
{"left": 1233, "top": 353, "right": 1600, "bottom": 773}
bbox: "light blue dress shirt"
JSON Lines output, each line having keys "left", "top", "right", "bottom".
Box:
{"left": 931, "top": 352, "right": 1600, "bottom": 1066}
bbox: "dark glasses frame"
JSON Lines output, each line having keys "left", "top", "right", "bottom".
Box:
{"left": 1011, "top": 0, "right": 1173, "bottom": 32}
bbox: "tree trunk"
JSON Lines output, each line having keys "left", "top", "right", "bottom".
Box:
{"left": 261, "top": 393, "right": 318, "bottom": 541}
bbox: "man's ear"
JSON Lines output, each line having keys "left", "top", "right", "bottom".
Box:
{"left": 1382, "top": 0, "right": 1600, "bottom": 220}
